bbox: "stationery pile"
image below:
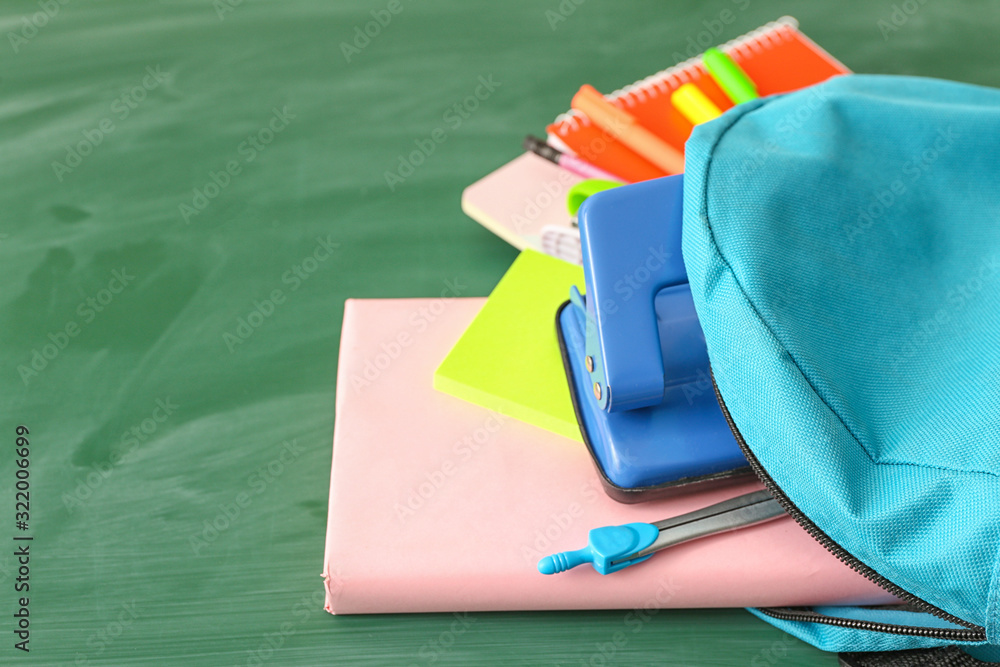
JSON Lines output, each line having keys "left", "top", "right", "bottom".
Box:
{"left": 322, "top": 17, "right": 897, "bottom": 615}
{"left": 460, "top": 16, "right": 848, "bottom": 264}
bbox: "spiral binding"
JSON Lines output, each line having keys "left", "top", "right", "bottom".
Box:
{"left": 549, "top": 16, "right": 799, "bottom": 134}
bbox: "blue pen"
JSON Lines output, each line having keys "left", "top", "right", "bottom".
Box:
{"left": 538, "top": 490, "right": 785, "bottom": 575}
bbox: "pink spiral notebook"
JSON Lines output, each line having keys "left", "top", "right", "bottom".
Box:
{"left": 323, "top": 298, "right": 897, "bottom": 614}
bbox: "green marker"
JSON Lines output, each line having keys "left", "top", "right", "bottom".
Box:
{"left": 703, "top": 47, "right": 758, "bottom": 104}
{"left": 566, "top": 179, "right": 622, "bottom": 216}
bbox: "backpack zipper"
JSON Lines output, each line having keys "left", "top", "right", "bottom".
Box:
{"left": 709, "top": 370, "right": 986, "bottom": 642}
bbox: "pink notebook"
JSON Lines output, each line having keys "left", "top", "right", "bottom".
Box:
{"left": 323, "top": 298, "right": 897, "bottom": 614}
{"left": 461, "top": 152, "right": 581, "bottom": 256}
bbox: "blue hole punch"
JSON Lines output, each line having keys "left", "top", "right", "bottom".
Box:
{"left": 557, "top": 175, "right": 751, "bottom": 501}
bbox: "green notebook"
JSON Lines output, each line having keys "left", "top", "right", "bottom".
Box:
{"left": 434, "top": 250, "right": 585, "bottom": 441}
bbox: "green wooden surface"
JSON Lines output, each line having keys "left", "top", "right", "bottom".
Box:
{"left": 1, "top": 1, "right": 996, "bottom": 664}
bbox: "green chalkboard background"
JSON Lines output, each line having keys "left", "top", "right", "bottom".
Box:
{"left": 1, "top": 0, "right": 997, "bottom": 664}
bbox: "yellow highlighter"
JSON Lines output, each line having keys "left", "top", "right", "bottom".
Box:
{"left": 671, "top": 83, "right": 722, "bottom": 125}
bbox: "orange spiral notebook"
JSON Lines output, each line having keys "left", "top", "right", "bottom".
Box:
{"left": 545, "top": 16, "right": 850, "bottom": 183}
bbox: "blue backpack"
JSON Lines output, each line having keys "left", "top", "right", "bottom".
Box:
{"left": 680, "top": 74, "right": 1000, "bottom": 659}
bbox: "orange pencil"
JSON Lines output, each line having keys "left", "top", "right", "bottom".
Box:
{"left": 571, "top": 84, "right": 685, "bottom": 174}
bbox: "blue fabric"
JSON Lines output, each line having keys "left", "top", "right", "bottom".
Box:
{"left": 681, "top": 74, "right": 1000, "bottom": 651}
